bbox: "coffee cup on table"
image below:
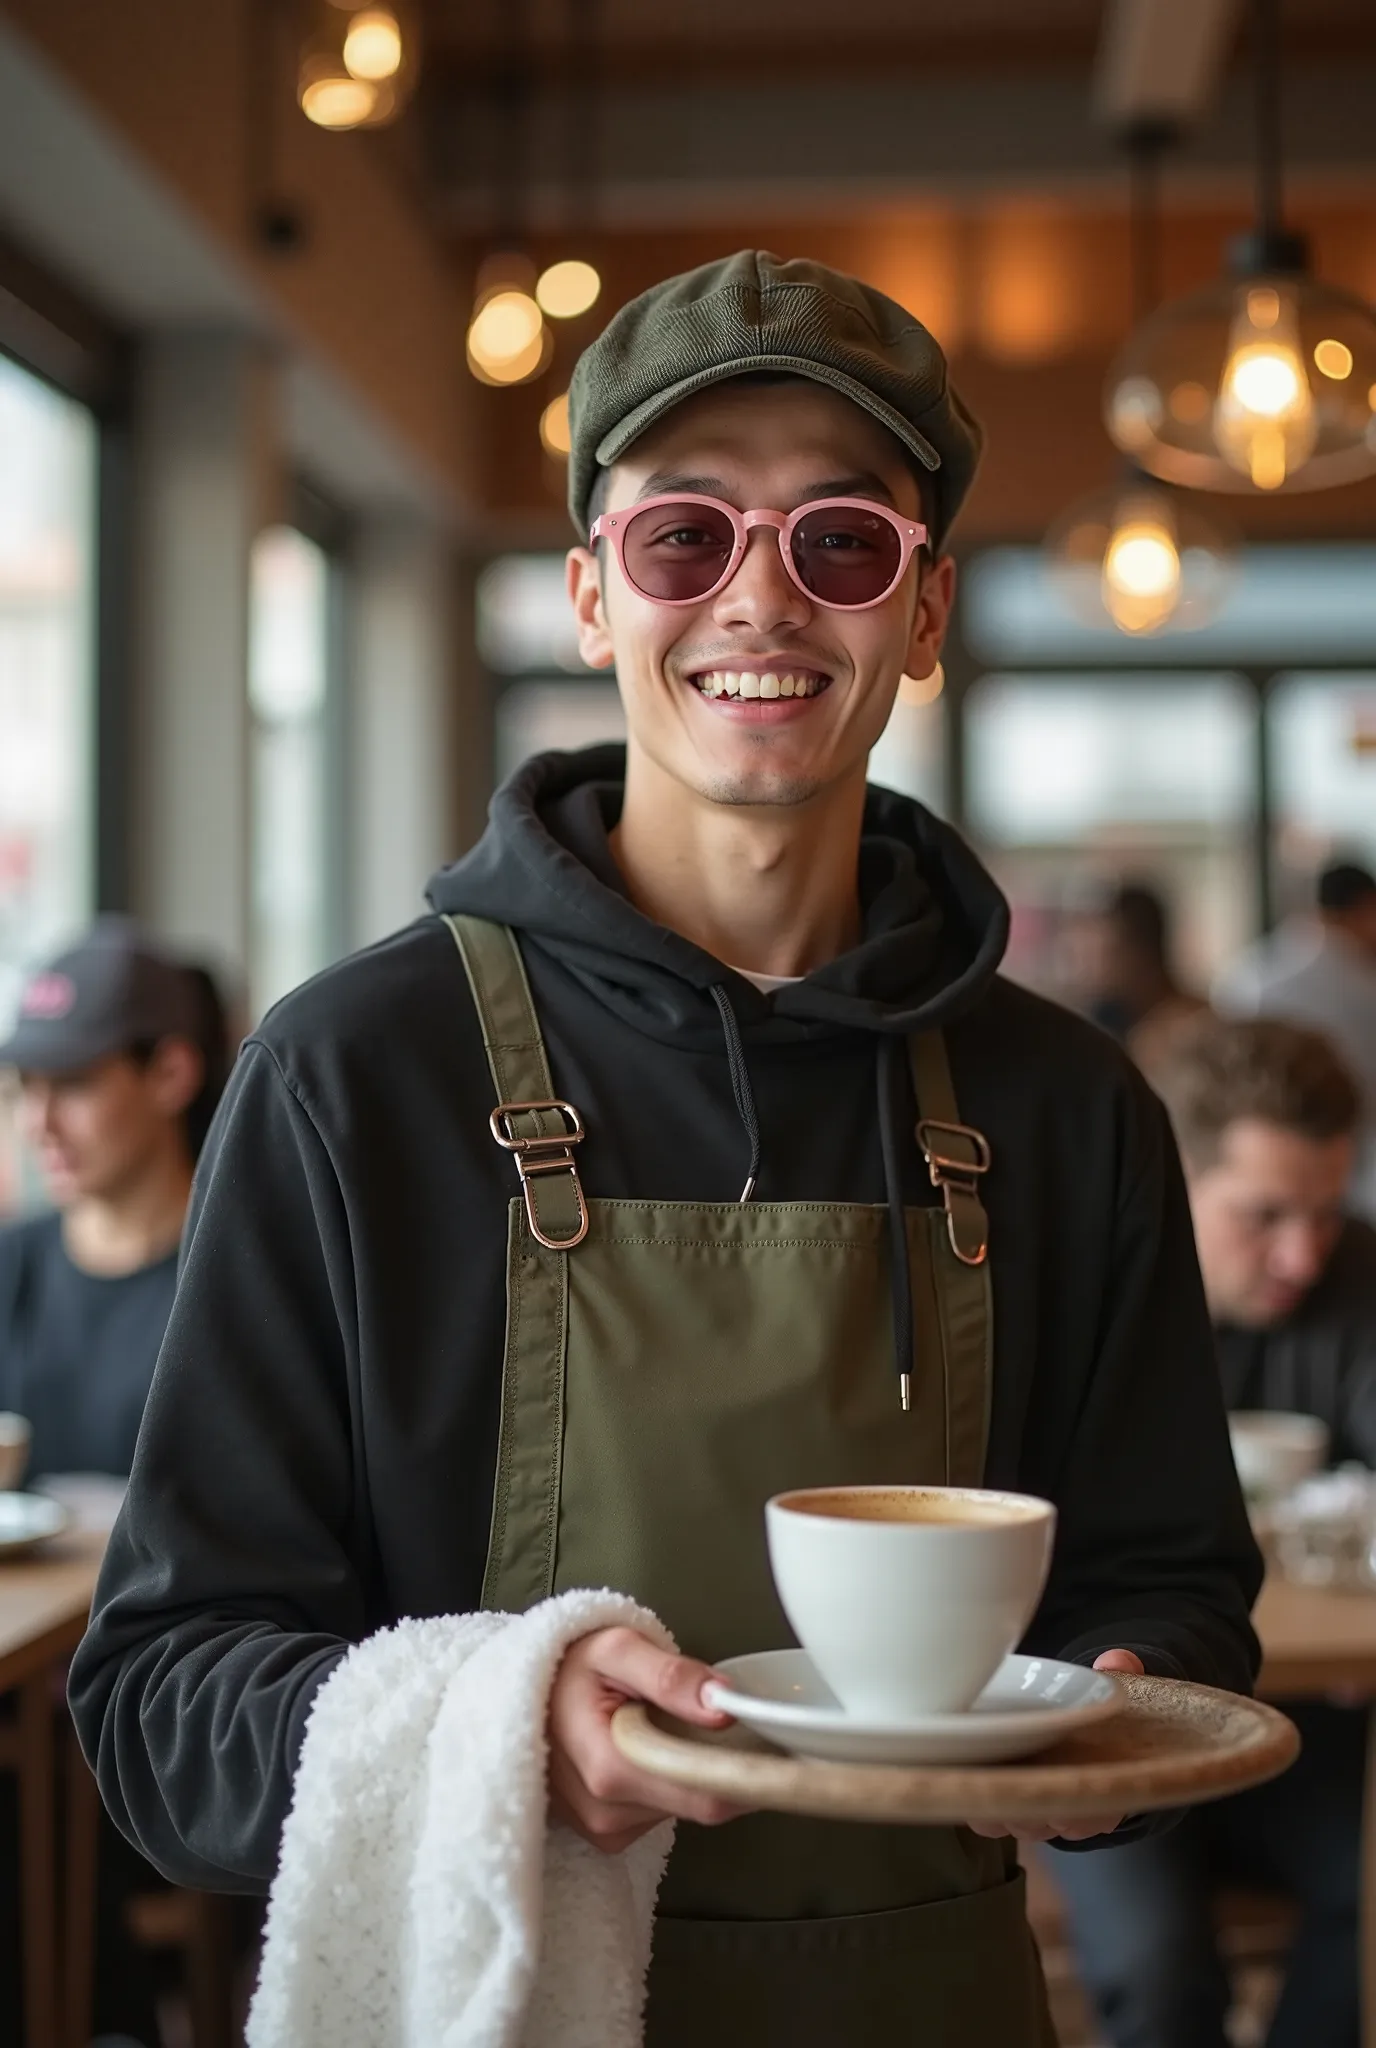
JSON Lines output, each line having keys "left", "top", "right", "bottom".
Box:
{"left": 0, "top": 1412, "right": 32, "bottom": 1493}
{"left": 765, "top": 1484, "right": 1056, "bottom": 1719}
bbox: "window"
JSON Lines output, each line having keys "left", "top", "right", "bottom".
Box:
{"left": 479, "top": 553, "right": 623, "bottom": 785}
{"left": 1268, "top": 673, "right": 1376, "bottom": 918}
{"left": 964, "top": 673, "right": 1256, "bottom": 999}
{"left": 0, "top": 353, "right": 97, "bottom": 1213}
{"left": 248, "top": 526, "right": 336, "bottom": 1018}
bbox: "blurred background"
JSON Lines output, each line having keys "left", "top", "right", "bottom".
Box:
{"left": 0, "top": 0, "right": 1374, "bottom": 1211}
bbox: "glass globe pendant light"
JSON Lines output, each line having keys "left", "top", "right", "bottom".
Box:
{"left": 1047, "top": 129, "right": 1236, "bottom": 636}
{"left": 1104, "top": 0, "right": 1376, "bottom": 493}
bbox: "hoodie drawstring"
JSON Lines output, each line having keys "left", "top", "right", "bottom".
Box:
{"left": 876, "top": 1036, "right": 916, "bottom": 1412}
{"left": 712, "top": 986, "right": 913, "bottom": 1408}
{"left": 711, "top": 985, "right": 763, "bottom": 1203}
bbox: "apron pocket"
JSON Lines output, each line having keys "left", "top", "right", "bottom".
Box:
{"left": 644, "top": 1869, "right": 1054, "bottom": 2048}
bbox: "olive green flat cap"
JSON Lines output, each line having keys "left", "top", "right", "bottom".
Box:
{"left": 567, "top": 249, "right": 983, "bottom": 548}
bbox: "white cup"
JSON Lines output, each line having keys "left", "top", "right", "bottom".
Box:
{"left": 765, "top": 1483, "right": 1056, "bottom": 1719}
{"left": 1228, "top": 1410, "right": 1329, "bottom": 1501}
{"left": 0, "top": 1412, "right": 32, "bottom": 1493}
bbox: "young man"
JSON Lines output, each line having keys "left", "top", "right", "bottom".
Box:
{"left": 0, "top": 918, "right": 229, "bottom": 2048}
{"left": 1216, "top": 861, "right": 1376, "bottom": 1222}
{"left": 1049, "top": 1013, "right": 1373, "bottom": 2048}
{"left": 70, "top": 253, "right": 1261, "bottom": 2046}
{"left": 0, "top": 919, "right": 229, "bottom": 1479}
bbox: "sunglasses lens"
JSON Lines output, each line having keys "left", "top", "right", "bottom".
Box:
{"left": 790, "top": 504, "right": 904, "bottom": 607}
{"left": 621, "top": 500, "right": 738, "bottom": 602}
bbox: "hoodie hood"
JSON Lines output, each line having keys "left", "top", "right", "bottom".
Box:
{"left": 427, "top": 746, "right": 1009, "bottom": 1051}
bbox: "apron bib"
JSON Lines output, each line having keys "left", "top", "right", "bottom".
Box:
{"left": 446, "top": 914, "right": 1055, "bottom": 2047}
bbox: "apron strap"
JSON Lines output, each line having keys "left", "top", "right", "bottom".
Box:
{"left": 443, "top": 913, "right": 589, "bottom": 1251}
{"left": 908, "top": 1033, "right": 994, "bottom": 1487}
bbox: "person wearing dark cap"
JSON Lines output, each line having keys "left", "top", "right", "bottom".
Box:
{"left": 70, "top": 253, "right": 1260, "bottom": 2045}
{"left": 0, "top": 920, "right": 230, "bottom": 2048}
{"left": 0, "top": 918, "right": 230, "bottom": 1479}
{"left": 1216, "top": 860, "right": 1376, "bottom": 1222}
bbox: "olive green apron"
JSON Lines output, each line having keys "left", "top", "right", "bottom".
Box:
{"left": 445, "top": 914, "right": 1055, "bottom": 2047}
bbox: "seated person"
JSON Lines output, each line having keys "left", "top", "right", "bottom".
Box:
{"left": 1067, "top": 880, "right": 1208, "bottom": 1068}
{"left": 0, "top": 917, "right": 229, "bottom": 2047}
{"left": 0, "top": 919, "right": 229, "bottom": 1478}
{"left": 1048, "top": 1013, "right": 1373, "bottom": 2048}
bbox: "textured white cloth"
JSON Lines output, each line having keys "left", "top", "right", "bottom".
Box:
{"left": 247, "top": 1590, "right": 676, "bottom": 2048}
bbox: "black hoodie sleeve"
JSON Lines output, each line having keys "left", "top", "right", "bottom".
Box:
{"left": 1019, "top": 1076, "right": 1263, "bottom": 1850}
{"left": 67, "top": 1043, "right": 359, "bottom": 1890}
{"left": 1027, "top": 1080, "right": 1262, "bottom": 1689}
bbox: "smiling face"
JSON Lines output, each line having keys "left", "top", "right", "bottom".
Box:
{"left": 567, "top": 379, "right": 954, "bottom": 810}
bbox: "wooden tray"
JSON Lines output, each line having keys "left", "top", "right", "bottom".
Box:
{"left": 611, "top": 1674, "right": 1300, "bottom": 1825}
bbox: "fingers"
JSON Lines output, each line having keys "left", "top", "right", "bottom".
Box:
{"left": 546, "top": 1626, "right": 749, "bottom": 1853}
{"left": 579, "top": 1625, "right": 732, "bottom": 1727}
{"left": 1092, "top": 1649, "right": 1146, "bottom": 1676}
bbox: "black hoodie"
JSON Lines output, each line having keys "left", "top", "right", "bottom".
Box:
{"left": 69, "top": 747, "right": 1261, "bottom": 1891}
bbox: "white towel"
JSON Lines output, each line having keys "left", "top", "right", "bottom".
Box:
{"left": 247, "top": 1589, "right": 678, "bottom": 2048}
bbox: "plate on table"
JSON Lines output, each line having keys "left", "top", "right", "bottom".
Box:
{"left": 0, "top": 1491, "right": 74, "bottom": 1560}
{"left": 612, "top": 1672, "right": 1300, "bottom": 1827}
{"left": 702, "top": 1650, "right": 1123, "bottom": 1766}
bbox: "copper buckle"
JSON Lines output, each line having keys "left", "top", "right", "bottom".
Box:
{"left": 916, "top": 1117, "right": 991, "bottom": 1268}
{"left": 489, "top": 1099, "right": 590, "bottom": 1251}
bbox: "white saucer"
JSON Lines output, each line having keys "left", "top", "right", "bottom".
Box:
{"left": 0, "top": 1491, "right": 74, "bottom": 1560}
{"left": 702, "top": 1650, "right": 1123, "bottom": 1765}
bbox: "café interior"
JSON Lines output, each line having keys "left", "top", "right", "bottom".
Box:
{"left": 1, "top": 0, "right": 1376, "bottom": 2043}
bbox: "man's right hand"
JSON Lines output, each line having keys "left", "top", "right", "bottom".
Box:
{"left": 547, "top": 1625, "right": 747, "bottom": 1853}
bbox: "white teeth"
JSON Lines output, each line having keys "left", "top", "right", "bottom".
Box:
{"left": 692, "top": 669, "right": 827, "bottom": 698}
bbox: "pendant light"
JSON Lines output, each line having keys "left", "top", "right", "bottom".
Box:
{"left": 1048, "top": 128, "right": 1236, "bottom": 636}
{"left": 1104, "top": 0, "right": 1376, "bottom": 493}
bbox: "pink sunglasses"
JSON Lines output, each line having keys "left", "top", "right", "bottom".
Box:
{"left": 589, "top": 493, "right": 927, "bottom": 611}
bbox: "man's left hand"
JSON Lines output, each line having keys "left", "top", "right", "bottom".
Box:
{"left": 964, "top": 1649, "right": 1146, "bottom": 1844}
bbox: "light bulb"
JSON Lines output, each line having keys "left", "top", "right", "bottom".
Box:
{"left": 468, "top": 290, "right": 543, "bottom": 365}
{"left": 1100, "top": 496, "right": 1182, "bottom": 634}
{"left": 539, "top": 393, "right": 572, "bottom": 457}
{"left": 536, "top": 260, "right": 601, "bottom": 320}
{"left": 1314, "top": 338, "right": 1353, "bottom": 380}
{"left": 300, "top": 72, "right": 377, "bottom": 129}
{"left": 1214, "top": 282, "right": 1317, "bottom": 490}
{"left": 467, "top": 289, "right": 550, "bottom": 385}
{"left": 343, "top": 8, "right": 403, "bottom": 82}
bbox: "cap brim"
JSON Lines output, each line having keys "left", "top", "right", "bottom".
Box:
{"left": 0, "top": 1020, "right": 130, "bottom": 1074}
{"left": 594, "top": 355, "right": 941, "bottom": 490}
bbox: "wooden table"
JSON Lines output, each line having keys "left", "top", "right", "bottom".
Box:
{"left": 0, "top": 1529, "right": 105, "bottom": 2048}
{"left": 1255, "top": 1574, "right": 1376, "bottom": 2047}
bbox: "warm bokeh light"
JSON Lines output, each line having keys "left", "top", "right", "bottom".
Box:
{"left": 469, "top": 290, "right": 543, "bottom": 364}
{"left": 536, "top": 261, "right": 602, "bottom": 320}
{"left": 343, "top": 8, "right": 403, "bottom": 82}
{"left": 539, "top": 392, "right": 572, "bottom": 457}
{"left": 1314, "top": 337, "right": 1354, "bottom": 380}
{"left": 300, "top": 72, "right": 378, "bottom": 129}
{"left": 898, "top": 665, "right": 944, "bottom": 706}
{"left": 1214, "top": 285, "right": 1317, "bottom": 489}
{"left": 1101, "top": 512, "right": 1181, "bottom": 634}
